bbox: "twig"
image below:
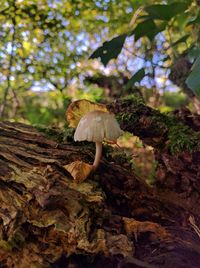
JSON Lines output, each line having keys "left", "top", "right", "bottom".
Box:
{"left": 189, "top": 215, "right": 200, "bottom": 239}
{"left": 129, "top": 6, "right": 144, "bottom": 28}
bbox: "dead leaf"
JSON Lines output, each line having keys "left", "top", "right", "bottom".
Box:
{"left": 66, "top": 99, "right": 108, "bottom": 128}
{"left": 123, "top": 217, "right": 170, "bottom": 241}
{"left": 64, "top": 161, "right": 93, "bottom": 183}
{"left": 68, "top": 181, "right": 104, "bottom": 203}
{"left": 77, "top": 229, "right": 107, "bottom": 254}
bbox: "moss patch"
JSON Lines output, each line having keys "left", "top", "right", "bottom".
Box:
{"left": 121, "top": 93, "right": 144, "bottom": 105}
{"left": 35, "top": 124, "right": 75, "bottom": 143}
{"left": 167, "top": 124, "right": 200, "bottom": 154}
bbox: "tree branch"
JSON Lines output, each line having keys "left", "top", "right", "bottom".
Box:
{"left": 108, "top": 98, "right": 200, "bottom": 152}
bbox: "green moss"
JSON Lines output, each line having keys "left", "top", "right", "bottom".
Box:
{"left": 151, "top": 109, "right": 174, "bottom": 125}
{"left": 121, "top": 93, "right": 144, "bottom": 106}
{"left": 119, "top": 103, "right": 200, "bottom": 154}
{"left": 62, "top": 126, "right": 75, "bottom": 142}
{"left": 147, "top": 160, "right": 158, "bottom": 185}
{"left": 155, "top": 110, "right": 200, "bottom": 153}
{"left": 34, "top": 123, "right": 76, "bottom": 143}
{"left": 167, "top": 124, "right": 200, "bottom": 154}
{"left": 106, "top": 149, "right": 133, "bottom": 167}
{"left": 117, "top": 110, "right": 141, "bottom": 127}
{"left": 35, "top": 125, "right": 57, "bottom": 137}
{"left": 148, "top": 109, "right": 200, "bottom": 153}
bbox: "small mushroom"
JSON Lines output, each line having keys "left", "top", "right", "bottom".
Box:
{"left": 74, "top": 110, "right": 123, "bottom": 170}
{"left": 65, "top": 99, "right": 123, "bottom": 182}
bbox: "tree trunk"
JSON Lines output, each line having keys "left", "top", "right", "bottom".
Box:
{"left": 0, "top": 100, "right": 200, "bottom": 268}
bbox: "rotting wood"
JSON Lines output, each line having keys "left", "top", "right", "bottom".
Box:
{"left": 0, "top": 121, "right": 199, "bottom": 268}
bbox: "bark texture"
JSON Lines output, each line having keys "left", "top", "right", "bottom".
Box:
{"left": 0, "top": 100, "right": 200, "bottom": 268}
{"left": 109, "top": 99, "right": 200, "bottom": 201}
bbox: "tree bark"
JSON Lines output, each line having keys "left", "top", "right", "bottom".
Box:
{"left": 0, "top": 101, "right": 200, "bottom": 268}
{"left": 109, "top": 99, "right": 200, "bottom": 202}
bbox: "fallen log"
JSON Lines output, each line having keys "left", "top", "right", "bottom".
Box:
{"left": 0, "top": 120, "right": 200, "bottom": 268}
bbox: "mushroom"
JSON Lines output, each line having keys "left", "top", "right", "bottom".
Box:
{"left": 74, "top": 110, "right": 123, "bottom": 170}
{"left": 65, "top": 99, "right": 123, "bottom": 183}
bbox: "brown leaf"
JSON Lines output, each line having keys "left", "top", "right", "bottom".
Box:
{"left": 64, "top": 161, "right": 93, "bottom": 183}
{"left": 66, "top": 99, "right": 108, "bottom": 128}
{"left": 123, "top": 217, "right": 170, "bottom": 241}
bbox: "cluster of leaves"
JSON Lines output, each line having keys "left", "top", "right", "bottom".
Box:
{"left": 90, "top": 0, "right": 200, "bottom": 99}
{"left": 0, "top": 0, "right": 135, "bottom": 123}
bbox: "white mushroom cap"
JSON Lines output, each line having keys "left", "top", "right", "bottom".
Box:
{"left": 74, "top": 110, "right": 123, "bottom": 142}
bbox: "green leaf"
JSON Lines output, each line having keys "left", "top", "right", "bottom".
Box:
{"left": 187, "top": 11, "right": 200, "bottom": 25}
{"left": 171, "top": 34, "right": 189, "bottom": 47}
{"left": 145, "top": 2, "right": 190, "bottom": 21}
{"left": 186, "top": 56, "right": 200, "bottom": 99}
{"left": 125, "top": 68, "right": 145, "bottom": 90}
{"left": 131, "top": 19, "right": 167, "bottom": 41}
{"left": 188, "top": 46, "right": 200, "bottom": 60}
{"left": 191, "top": 56, "right": 200, "bottom": 70}
{"left": 89, "top": 34, "right": 127, "bottom": 66}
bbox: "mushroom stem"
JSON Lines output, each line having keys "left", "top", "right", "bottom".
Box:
{"left": 93, "top": 141, "right": 102, "bottom": 170}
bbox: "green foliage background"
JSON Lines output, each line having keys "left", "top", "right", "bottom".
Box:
{"left": 0, "top": 0, "right": 200, "bottom": 126}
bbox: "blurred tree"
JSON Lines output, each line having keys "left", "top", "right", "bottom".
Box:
{"left": 0, "top": 0, "right": 139, "bottom": 122}
{"left": 0, "top": 0, "right": 200, "bottom": 125}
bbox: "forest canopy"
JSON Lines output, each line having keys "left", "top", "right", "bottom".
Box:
{"left": 0, "top": 0, "right": 200, "bottom": 126}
